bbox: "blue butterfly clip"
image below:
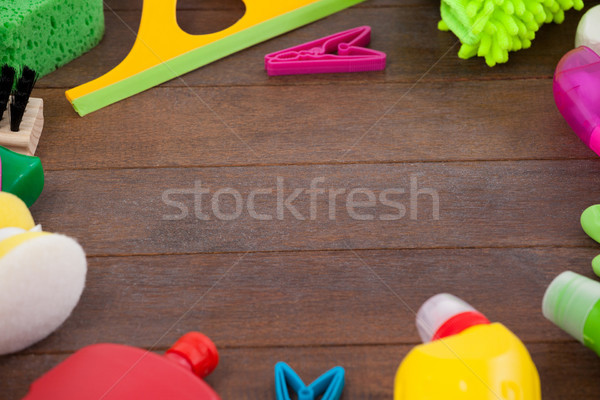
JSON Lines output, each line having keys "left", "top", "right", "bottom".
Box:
{"left": 274, "top": 361, "right": 345, "bottom": 400}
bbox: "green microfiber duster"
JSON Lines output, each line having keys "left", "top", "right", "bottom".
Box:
{"left": 0, "top": 0, "right": 104, "bottom": 78}
{"left": 439, "top": 0, "right": 585, "bottom": 66}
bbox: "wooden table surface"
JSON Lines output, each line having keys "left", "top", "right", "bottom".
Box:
{"left": 3, "top": 0, "right": 600, "bottom": 398}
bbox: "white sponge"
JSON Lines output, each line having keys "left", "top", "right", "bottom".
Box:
{"left": 0, "top": 234, "right": 87, "bottom": 355}
{"left": 576, "top": 5, "right": 600, "bottom": 55}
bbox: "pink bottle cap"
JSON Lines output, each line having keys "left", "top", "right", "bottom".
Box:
{"left": 554, "top": 46, "right": 600, "bottom": 156}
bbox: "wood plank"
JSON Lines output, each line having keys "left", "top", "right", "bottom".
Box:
{"left": 104, "top": 0, "right": 422, "bottom": 11}
{"left": 104, "top": 0, "right": 246, "bottom": 11}
{"left": 7, "top": 1, "right": 598, "bottom": 399}
{"left": 3, "top": 342, "right": 600, "bottom": 399}
{"left": 15, "top": 248, "right": 600, "bottom": 354}
{"left": 34, "top": 80, "right": 591, "bottom": 171}
{"left": 38, "top": 6, "right": 585, "bottom": 89}
{"left": 29, "top": 160, "right": 600, "bottom": 256}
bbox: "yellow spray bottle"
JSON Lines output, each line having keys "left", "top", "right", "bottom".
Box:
{"left": 394, "top": 294, "right": 541, "bottom": 400}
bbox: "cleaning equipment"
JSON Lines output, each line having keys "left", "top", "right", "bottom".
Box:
{"left": 0, "top": 192, "right": 86, "bottom": 355}
{"left": 0, "top": 0, "right": 104, "bottom": 78}
{"left": 593, "top": 255, "right": 600, "bottom": 278}
{"left": 438, "top": 0, "right": 584, "bottom": 67}
{"left": 581, "top": 204, "right": 600, "bottom": 243}
{"left": 66, "top": 0, "right": 366, "bottom": 116}
{"left": 576, "top": 4, "right": 600, "bottom": 55}
{"left": 275, "top": 362, "right": 345, "bottom": 400}
{"left": 0, "top": 146, "right": 43, "bottom": 207}
{"left": 580, "top": 205, "right": 600, "bottom": 277}
{"left": 24, "top": 332, "right": 221, "bottom": 399}
{"left": 0, "top": 64, "right": 14, "bottom": 120}
{"left": 554, "top": 46, "right": 600, "bottom": 156}
{"left": 9, "top": 67, "right": 37, "bottom": 133}
{"left": 265, "top": 26, "right": 386, "bottom": 76}
{"left": 0, "top": 66, "right": 44, "bottom": 156}
{"left": 395, "top": 293, "right": 541, "bottom": 400}
{"left": 543, "top": 271, "right": 600, "bottom": 356}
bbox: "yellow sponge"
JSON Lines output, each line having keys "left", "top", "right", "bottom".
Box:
{"left": 0, "top": 192, "right": 34, "bottom": 230}
{"left": 0, "top": 191, "right": 87, "bottom": 355}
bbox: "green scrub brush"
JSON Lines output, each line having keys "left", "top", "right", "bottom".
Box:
{"left": 439, "top": 0, "right": 585, "bottom": 67}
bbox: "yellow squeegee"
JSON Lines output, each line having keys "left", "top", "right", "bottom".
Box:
{"left": 66, "top": 0, "right": 365, "bottom": 116}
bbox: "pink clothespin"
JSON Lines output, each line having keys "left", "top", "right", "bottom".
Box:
{"left": 265, "top": 26, "right": 386, "bottom": 76}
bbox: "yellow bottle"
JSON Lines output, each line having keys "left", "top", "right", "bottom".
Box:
{"left": 395, "top": 294, "right": 541, "bottom": 400}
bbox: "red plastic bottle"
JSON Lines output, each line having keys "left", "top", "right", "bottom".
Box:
{"left": 23, "top": 332, "right": 221, "bottom": 400}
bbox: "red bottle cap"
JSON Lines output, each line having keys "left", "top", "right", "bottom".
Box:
{"left": 416, "top": 294, "right": 491, "bottom": 342}
{"left": 166, "top": 332, "right": 219, "bottom": 378}
{"left": 432, "top": 310, "right": 491, "bottom": 340}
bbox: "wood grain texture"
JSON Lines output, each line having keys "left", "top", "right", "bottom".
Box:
{"left": 15, "top": 248, "right": 600, "bottom": 355}
{"left": 103, "top": 0, "right": 427, "bottom": 11}
{"left": 38, "top": 5, "right": 587, "bottom": 89}
{"left": 29, "top": 161, "right": 600, "bottom": 255}
{"left": 33, "top": 80, "right": 593, "bottom": 171}
{"left": 3, "top": 1, "right": 600, "bottom": 399}
{"left": 3, "top": 343, "right": 600, "bottom": 399}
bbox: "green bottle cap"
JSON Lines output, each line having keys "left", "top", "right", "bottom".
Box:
{"left": 581, "top": 205, "right": 600, "bottom": 244}
{"left": 593, "top": 255, "right": 600, "bottom": 278}
{"left": 0, "top": 146, "right": 44, "bottom": 207}
{"left": 543, "top": 271, "right": 600, "bottom": 343}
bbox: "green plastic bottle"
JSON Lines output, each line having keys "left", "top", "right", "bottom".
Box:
{"left": 543, "top": 271, "right": 600, "bottom": 355}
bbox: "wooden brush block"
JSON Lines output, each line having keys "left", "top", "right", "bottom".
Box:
{"left": 0, "top": 98, "right": 44, "bottom": 156}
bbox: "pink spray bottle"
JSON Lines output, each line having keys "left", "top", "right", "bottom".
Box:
{"left": 554, "top": 46, "right": 600, "bottom": 156}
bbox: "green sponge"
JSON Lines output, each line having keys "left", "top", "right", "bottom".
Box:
{"left": 0, "top": 0, "right": 104, "bottom": 78}
{"left": 439, "top": 0, "right": 584, "bottom": 67}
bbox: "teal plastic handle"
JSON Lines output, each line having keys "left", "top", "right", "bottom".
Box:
{"left": 275, "top": 362, "right": 345, "bottom": 400}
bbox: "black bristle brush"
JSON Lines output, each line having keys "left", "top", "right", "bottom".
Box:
{"left": 10, "top": 66, "right": 38, "bottom": 132}
{"left": 0, "top": 64, "right": 15, "bottom": 121}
